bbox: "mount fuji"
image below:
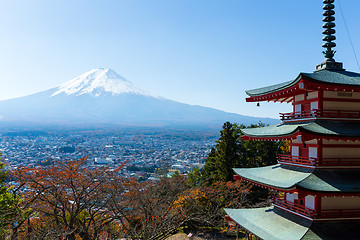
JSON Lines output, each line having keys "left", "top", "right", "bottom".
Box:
{"left": 0, "top": 68, "right": 276, "bottom": 128}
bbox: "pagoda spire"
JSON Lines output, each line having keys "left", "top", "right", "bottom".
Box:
{"left": 322, "top": 0, "right": 336, "bottom": 62}
{"left": 316, "top": 0, "right": 344, "bottom": 71}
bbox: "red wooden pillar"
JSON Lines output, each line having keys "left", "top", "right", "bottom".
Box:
{"left": 318, "top": 90, "right": 324, "bottom": 114}
{"left": 314, "top": 194, "right": 322, "bottom": 218}
{"left": 318, "top": 137, "right": 323, "bottom": 165}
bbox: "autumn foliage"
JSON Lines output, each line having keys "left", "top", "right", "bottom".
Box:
{"left": 6, "top": 156, "right": 252, "bottom": 240}
{"left": 11, "top": 157, "right": 126, "bottom": 240}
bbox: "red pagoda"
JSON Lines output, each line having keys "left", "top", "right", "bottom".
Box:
{"left": 225, "top": 0, "right": 360, "bottom": 239}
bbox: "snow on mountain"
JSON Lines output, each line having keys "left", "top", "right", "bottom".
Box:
{"left": 0, "top": 68, "right": 278, "bottom": 128}
{"left": 51, "top": 68, "right": 156, "bottom": 97}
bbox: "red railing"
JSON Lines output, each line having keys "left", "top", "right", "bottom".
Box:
{"left": 280, "top": 109, "right": 360, "bottom": 121}
{"left": 272, "top": 197, "right": 315, "bottom": 218}
{"left": 278, "top": 155, "right": 360, "bottom": 167}
{"left": 277, "top": 154, "right": 318, "bottom": 167}
{"left": 274, "top": 197, "right": 360, "bottom": 219}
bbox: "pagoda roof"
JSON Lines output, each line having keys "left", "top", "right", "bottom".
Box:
{"left": 225, "top": 207, "right": 360, "bottom": 240}
{"left": 234, "top": 165, "right": 360, "bottom": 193}
{"left": 225, "top": 207, "right": 312, "bottom": 240}
{"left": 233, "top": 165, "right": 312, "bottom": 190}
{"left": 246, "top": 69, "right": 360, "bottom": 97}
{"left": 241, "top": 120, "right": 360, "bottom": 140}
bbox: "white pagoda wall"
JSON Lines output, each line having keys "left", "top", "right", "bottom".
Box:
{"left": 323, "top": 101, "right": 360, "bottom": 111}
{"left": 323, "top": 91, "right": 360, "bottom": 99}
{"left": 307, "top": 91, "right": 318, "bottom": 99}
{"left": 322, "top": 140, "right": 360, "bottom": 160}
{"left": 323, "top": 91, "right": 360, "bottom": 111}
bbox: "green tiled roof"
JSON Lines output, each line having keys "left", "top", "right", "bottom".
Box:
{"left": 298, "top": 170, "right": 360, "bottom": 192}
{"left": 245, "top": 80, "right": 294, "bottom": 96}
{"left": 233, "top": 165, "right": 312, "bottom": 190}
{"left": 234, "top": 164, "right": 360, "bottom": 192}
{"left": 302, "top": 70, "right": 360, "bottom": 86}
{"left": 225, "top": 207, "right": 360, "bottom": 240}
{"left": 302, "top": 221, "right": 360, "bottom": 240}
{"left": 246, "top": 69, "right": 360, "bottom": 96}
{"left": 241, "top": 120, "right": 360, "bottom": 138}
{"left": 225, "top": 207, "right": 312, "bottom": 240}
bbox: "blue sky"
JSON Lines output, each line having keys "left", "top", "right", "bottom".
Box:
{"left": 0, "top": 0, "right": 359, "bottom": 119}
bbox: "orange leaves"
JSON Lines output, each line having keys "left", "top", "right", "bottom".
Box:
{"left": 173, "top": 188, "right": 207, "bottom": 209}
{"left": 11, "top": 156, "right": 128, "bottom": 239}
{"left": 280, "top": 140, "right": 291, "bottom": 154}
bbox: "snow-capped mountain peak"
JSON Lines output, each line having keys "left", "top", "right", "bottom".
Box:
{"left": 51, "top": 68, "right": 154, "bottom": 97}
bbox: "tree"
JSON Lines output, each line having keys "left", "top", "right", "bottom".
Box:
{"left": 0, "top": 154, "right": 25, "bottom": 239}
{"left": 108, "top": 175, "right": 191, "bottom": 240}
{"left": 201, "top": 122, "right": 242, "bottom": 184}
{"left": 175, "top": 180, "right": 252, "bottom": 230}
{"left": 106, "top": 174, "right": 252, "bottom": 239}
{"left": 12, "top": 157, "right": 126, "bottom": 240}
{"left": 238, "top": 123, "right": 282, "bottom": 167}
{"left": 200, "top": 122, "right": 284, "bottom": 185}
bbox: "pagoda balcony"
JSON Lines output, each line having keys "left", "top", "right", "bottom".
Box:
{"left": 273, "top": 197, "right": 360, "bottom": 220}
{"left": 277, "top": 154, "right": 318, "bottom": 168}
{"left": 280, "top": 109, "right": 360, "bottom": 121}
{"left": 272, "top": 197, "right": 315, "bottom": 219}
{"left": 278, "top": 154, "right": 360, "bottom": 168}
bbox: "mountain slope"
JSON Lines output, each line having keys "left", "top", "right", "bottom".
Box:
{"left": 0, "top": 68, "right": 278, "bottom": 128}
{"left": 52, "top": 68, "right": 154, "bottom": 97}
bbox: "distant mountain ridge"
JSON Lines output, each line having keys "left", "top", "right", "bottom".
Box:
{"left": 0, "top": 68, "right": 278, "bottom": 128}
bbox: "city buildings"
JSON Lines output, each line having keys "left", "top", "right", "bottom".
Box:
{"left": 0, "top": 128, "right": 213, "bottom": 180}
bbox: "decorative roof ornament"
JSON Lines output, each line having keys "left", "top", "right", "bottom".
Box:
{"left": 316, "top": 0, "right": 344, "bottom": 71}
{"left": 322, "top": 0, "right": 336, "bottom": 62}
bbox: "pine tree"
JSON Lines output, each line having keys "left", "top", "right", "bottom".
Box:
{"left": 213, "top": 122, "right": 240, "bottom": 182}
{"left": 201, "top": 122, "right": 241, "bottom": 184}
{"left": 199, "top": 122, "right": 283, "bottom": 185}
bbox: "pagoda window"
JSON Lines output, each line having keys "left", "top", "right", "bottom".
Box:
{"left": 286, "top": 192, "right": 298, "bottom": 203}
{"left": 294, "top": 104, "right": 302, "bottom": 116}
{"left": 310, "top": 101, "right": 318, "bottom": 111}
{"left": 291, "top": 146, "right": 299, "bottom": 157}
{"left": 308, "top": 147, "right": 317, "bottom": 159}
{"left": 305, "top": 195, "right": 315, "bottom": 210}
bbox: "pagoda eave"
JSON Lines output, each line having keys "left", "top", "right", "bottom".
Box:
{"left": 225, "top": 207, "right": 312, "bottom": 240}
{"left": 246, "top": 70, "right": 360, "bottom": 103}
{"left": 233, "top": 165, "right": 312, "bottom": 191}
{"left": 241, "top": 120, "right": 360, "bottom": 141}
{"left": 234, "top": 174, "right": 297, "bottom": 192}
{"left": 225, "top": 207, "right": 360, "bottom": 240}
{"left": 234, "top": 165, "right": 360, "bottom": 193}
